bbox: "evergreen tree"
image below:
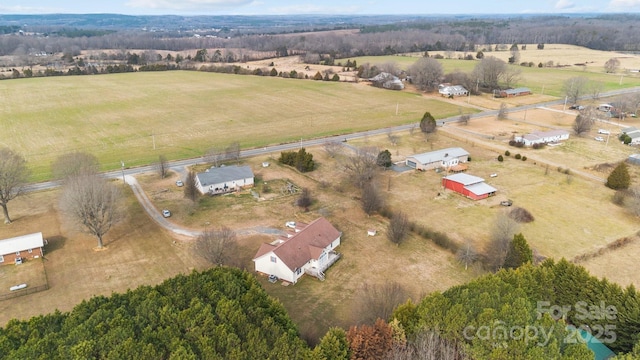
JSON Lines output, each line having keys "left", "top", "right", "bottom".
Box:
{"left": 376, "top": 149, "right": 392, "bottom": 168}
{"left": 503, "top": 233, "right": 533, "bottom": 269}
{"left": 419, "top": 112, "right": 437, "bottom": 133}
{"left": 606, "top": 162, "right": 631, "bottom": 190}
{"left": 315, "top": 327, "right": 350, "bottom": 360}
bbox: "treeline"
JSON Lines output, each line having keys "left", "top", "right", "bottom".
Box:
{"left": 2, "top": 14, "right": 640, "bottom": 63}
{"left": 394, "top": 258, "right": 640, "bottom": 357}
{"left": 0, "top": 267, "right": 310, "bottom": 359}
{"left": 3, "top": 260, "right": 640, "bottom": 358}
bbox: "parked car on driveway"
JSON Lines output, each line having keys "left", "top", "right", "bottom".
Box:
{"left": 594, "top": 136, "right": 605, "bottom": 142}
{"left": 162, "top": 209, "right": 171, "bottom": 218}
{"left": 176, "top": 180, "right": 184, "bottom": 187}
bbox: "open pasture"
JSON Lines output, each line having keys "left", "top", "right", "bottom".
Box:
{"left": 0, "top": 71, "right": 467, "bottom": 182}
{"left": 351, "top": 44, "right": 640, "bottom": 97}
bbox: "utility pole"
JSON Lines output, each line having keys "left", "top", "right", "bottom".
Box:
{"left": 120, "top": 161, "right": 125, "bottom": 184}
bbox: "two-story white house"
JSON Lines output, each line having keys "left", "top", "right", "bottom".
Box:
{"left": 253, "top": 217, "right": 342, "bottom": 284}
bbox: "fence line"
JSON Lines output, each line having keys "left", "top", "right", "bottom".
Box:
{"left": 0, "top": 284, "right": 49, "bottom": 301}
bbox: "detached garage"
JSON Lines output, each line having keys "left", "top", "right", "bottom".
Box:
{"left": 442, "top": 173, "right": 497, "bottom": 200}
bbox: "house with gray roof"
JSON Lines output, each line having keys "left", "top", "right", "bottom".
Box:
{"left": 195, "top": 165, "right": 254, "bottom": 195}
{"left": 622, "top": 127, "right": 640, "bottom": 145}
{"left": 405, "top": 147, "right": 470, "bottom": 171}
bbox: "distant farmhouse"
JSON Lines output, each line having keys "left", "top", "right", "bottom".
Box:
{"left": 369, "top": 72, "right": 404, "bottom": 90}
{"left": 622, "top": 127, "right": 640, "bottom": 145}
{"left": 442, "top": 173, "right": 497, "bottom": 200}
{"left": 195, "top": 165, "right": 254, "bottom": 195}
{"left": 438, "top": 84, "right": 469, "bottom": 97}
{"left": 0, "top": 232, "right": 45, "bottom": 265}
{"left": 515, "top": 129, "right": 570, "bottom": 147}
{"left": 253, "top": 217, "right": 342, "bottom": 284}
{"left": 405, "top": 147, "right": 469, "bottom": 171}
{"left": 494, "top": 87, "right": 531, "bottom": 98}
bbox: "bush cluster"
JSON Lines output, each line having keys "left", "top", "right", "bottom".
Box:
{"left": 278, "top": 148, "right": 315, "bottom": 172}
{"left": 508, "top": 140, "right": 525, "bottom": 148}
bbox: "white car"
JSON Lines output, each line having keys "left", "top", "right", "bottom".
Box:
{"left": 598, "top": 129, "right": 610, "bottom": 135}
{"left": 594, "top": 136, "right": 605, "bottom": 142}
{"left": 175, "top": 180, "right": 184, "bottom": 187}
{"left": 285, "top": 221, "right": 296, "bottom": 229}
{"left": 162, "top": 209, "right": 171, "bottom": 218}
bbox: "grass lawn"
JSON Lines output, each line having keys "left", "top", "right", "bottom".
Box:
{"left": 0, "top": 71, "right": 466, "bottom": 182}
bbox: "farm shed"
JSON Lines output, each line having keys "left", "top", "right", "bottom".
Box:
{"left": 438, "top": 84, "right": 469, "bottom": 97}
{"left": 442, "top": 173, "right": 497, "bottom": 200}
{"left": 494, "top": 87, "right": 532, "bottom": 98}
{"left": 622, "top": 127, "right": 640, "bottom": 145}
{"left": 405, "top": 147, "right": 469, "bottom": 171}
{"left": 253, "top": 217, "right": 342, "bottom": 284}
{"left": 0, "top": 232, "right": 45, "bottom": 265}
{"left": 195, "top": 165, "right": 254, "bottom": 195}
{"left": 515, "top": 129, "right": 570, "bottom": 147}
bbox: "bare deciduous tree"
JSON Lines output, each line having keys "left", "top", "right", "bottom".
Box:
{"left": 184, "top": 170, "right": 200, "bottom": 201}
{"left": 51, "top": 151, "right": 99, "bottom": 181}
{"left": 387, "top": 211, "right": 410, "bottom": 245}
{"left": 323, "top": 141, "right": 343, "bottom": 158}
{"left": 0, "top": 148, "right": 30, "bottom": 224}
{"left": 386, "top": 329, "right": 468, "bottom": 360}
{"left": 156, "top": 154, "right": 169, "bottom": 178}
{"left": 563, "top": 76, "right": 589, "bottom": 104}
{"left": 604, "top": 58, "right": 620, "bottom": 73}
{"left": 60, "top": 174, "right": 121, "bottom": 248}
{"left": 205, "top": 146, "right": 225, "bottom": 167}
{"left": 225, "top": 141, "right": 241, "bottom": 163}
{"left": 572, "top": 114, "right": 594, "bottom": 136}
{"left": 485, "top": 212, "right": 520, "bottom": 271}
{"left": 342, "top": 146, "right": 379, "bottom": 189}
{"left": 362, "top": 182, "right": 384, "bottom": 215}
{"left": 408, "top": 57, "right": 443, "bottom": 91}
{"left": 587, "top": 80, "right": 604, "bottom": 101}
{"left": 387, "top": 130, "right": 399, "bottom": 146}
{"left": 472, "top": 56, "right": 507, "bottom": 89}
{"left": 194, "top": 226, "right": 238, "bottom": 266}
{"left": 353, "top": 282, "right": 407, "bottom": 325}
{"left": 497, "top": 103, "right": 509, "bottom": 120}
{"left": 458, "top": 114, "right": 471, "bottom": 125}
{"left": 503, "top": 66, "right": 522, "bottom": 88}
{"left": 456, "top": 240, "right": 478, "bottom": 270}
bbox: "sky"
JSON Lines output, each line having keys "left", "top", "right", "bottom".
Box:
{"left": 1, "top": 0, "right": 640, "bottom": 16}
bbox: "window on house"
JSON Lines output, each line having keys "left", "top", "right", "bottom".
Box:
{"left": 296, "top": 268, "right": 302, "bottom": 275}
{"left": 0, "top": 255, "right": 4, "bottom": 263}
{"left": 28, "top": 249, "right": 32, "bottom": 253}
{"left": 15, "top": 251, "right": 20, "bottom": 256}
{"left": 270, "top": 256, "right": 277, "bottom": 263}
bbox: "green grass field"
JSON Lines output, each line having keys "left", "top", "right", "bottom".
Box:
{"left": 0, "top": 71, "right": 469, "bottom": 181}
{"left": 348, "top": 54, "right": 640, "bottom": 97}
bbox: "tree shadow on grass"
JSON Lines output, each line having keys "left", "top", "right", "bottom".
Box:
{"left": 44, "top": 235, "right": 66, "bottom": 255}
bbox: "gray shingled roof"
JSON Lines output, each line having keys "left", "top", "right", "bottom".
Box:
{"left": 197, "top": 165, "right": 254, "bottom": 186}
{"left": 409, "top": 147, "right": 469, "bottom": 165}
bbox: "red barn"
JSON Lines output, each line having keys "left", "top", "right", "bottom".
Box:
{"left": 442, "top": 173, "right": 497, "bottom": 200}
